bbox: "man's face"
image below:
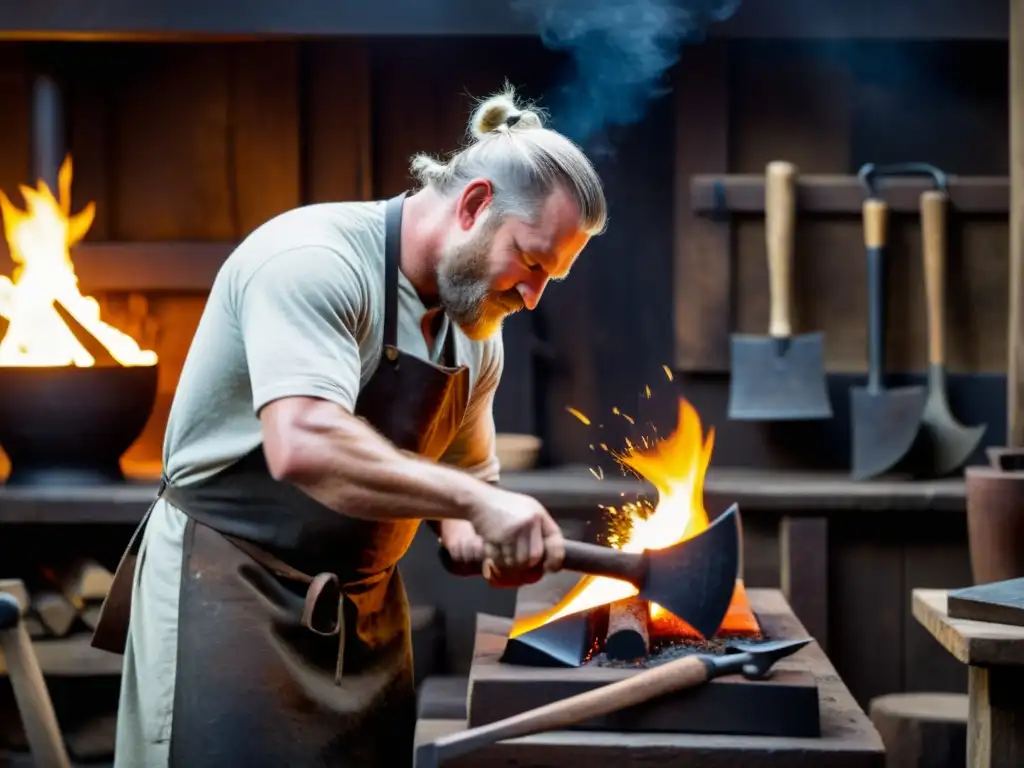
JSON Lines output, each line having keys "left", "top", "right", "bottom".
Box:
{"left": 437, "top": 183, "right": 591, "bottom": 340}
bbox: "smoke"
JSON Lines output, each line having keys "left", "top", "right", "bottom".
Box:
{"left": 514, "top": 0, "right": 742, "bottom": 151}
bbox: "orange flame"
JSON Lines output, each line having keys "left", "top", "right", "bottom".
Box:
{"left": 0, "top": 155, "right": 157, "bottom": 367}
{"left": 511, "top": 396, "right": 759, "bottom": 640}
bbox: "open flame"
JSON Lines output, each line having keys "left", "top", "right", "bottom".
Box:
{"left": 511, "top": 394, "right": 759, "bottom": 640}
{"left": 0, "top": 155, "right": 157, "bottom": 367}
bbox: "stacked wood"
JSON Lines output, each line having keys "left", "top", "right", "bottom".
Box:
{"left": 4, "top": 560, "right": 114, "bottom": 640}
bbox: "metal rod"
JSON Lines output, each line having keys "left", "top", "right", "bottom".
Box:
{"left": 31, "top": 74, "right": 64, "bottom": 192}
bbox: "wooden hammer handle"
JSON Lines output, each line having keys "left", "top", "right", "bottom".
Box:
{"left": 0, "top": 592, "right": 71, "bottom": 768}
{"left": 425, "top": 654, "right": 711, "bottom": 766}
{"left": 920, "top": 189, "right": 948, "bottom": 367}
{"left": 766, "top": 161, "right": 798, "bottom": 338}
{"left": 439, "top": 539, "right": 646, "bottom": 588}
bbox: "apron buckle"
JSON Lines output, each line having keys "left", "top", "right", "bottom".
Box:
{"left": 302, "top": 572, "right": 342, "bottom": 636}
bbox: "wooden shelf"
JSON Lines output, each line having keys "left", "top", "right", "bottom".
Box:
{"left": 691, "top": 174, "right": 1008, "bottom": 215}
{"left": 0, "top": 242, "right": 234, "bottom": 293}
{"left": 0, "top": 634, "right": 122, "bottom": 678}
{"left": 0, "top": 466, "right": 967, "bottom": 525}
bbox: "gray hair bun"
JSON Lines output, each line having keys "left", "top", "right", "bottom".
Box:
{"left": 469, "top": 88, "right": 543, "bottom": 139}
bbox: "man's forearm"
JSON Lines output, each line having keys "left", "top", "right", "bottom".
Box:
{"left": 263, "top": 398, "right": 493, "bottom": 523}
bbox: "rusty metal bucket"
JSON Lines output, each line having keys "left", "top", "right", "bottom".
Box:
{"left": 965, "top": 448, "right": 1024, "bottom": 584}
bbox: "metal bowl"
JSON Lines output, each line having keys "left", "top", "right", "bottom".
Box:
{"left": 0, "top": 364, "right": 159, "bottom": 486}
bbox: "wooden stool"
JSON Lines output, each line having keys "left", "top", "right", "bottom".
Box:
{"left": 870, "top": 692, "right": 968, "bottom": 768}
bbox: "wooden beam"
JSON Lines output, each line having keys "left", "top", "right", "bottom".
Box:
{"left": 0, "top": 242, "right": 233, "bottom": 292}
{"left": 780, "top": 517, "right": 829, "bottom": 653}
{"left": 691, "top": 175, "right": 1009, "bottom": 216}
{"left": 674, "top": 42, "right": 733, "bottom": 372}
{"left": 1009, "top": 0, "right": 1024, "bottom": 447}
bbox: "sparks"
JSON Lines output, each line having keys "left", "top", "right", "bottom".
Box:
{"left": 566, "top": 407, "right": 591, "bottom": 425}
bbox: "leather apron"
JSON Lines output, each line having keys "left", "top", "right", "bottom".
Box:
{"left": 91, "top": 193, "right": 471, "bottom": 767}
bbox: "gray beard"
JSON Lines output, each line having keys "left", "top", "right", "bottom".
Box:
{"left": 436, "top": 221, "right": 524, "bottom": 340}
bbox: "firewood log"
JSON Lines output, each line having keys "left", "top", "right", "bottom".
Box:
{"left": 605, "top": 596, "right": 650, "bottom": 660}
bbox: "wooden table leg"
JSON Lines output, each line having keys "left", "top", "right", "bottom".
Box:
{"left": 968, "top": 665, "right": 1024, "bottom": 767}
{"left": 779, "top": 516, "right": 829, "bottom": 652}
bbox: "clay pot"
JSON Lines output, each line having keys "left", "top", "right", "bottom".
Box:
{"left": 965, "top": 448, "right": 1024, "bottom": 584}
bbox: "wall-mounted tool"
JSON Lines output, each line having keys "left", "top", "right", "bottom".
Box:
{"left": 728, "top": 161, "right": 832, "bottom": 421}
{"left": 850, "top": 163, "right": 931, "bottom": 480}
{"left": 919, "top": 186, "right": 987, "bottom": 475}
{"left": 413, "top": 635, "right": 812, "bottom": 767}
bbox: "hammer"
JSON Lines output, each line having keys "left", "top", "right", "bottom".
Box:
{"left": 0, "top": 587, "right": 72, "bottom": 768}
{"left": 414, "top": 636, "right": 811, "bottom": 767}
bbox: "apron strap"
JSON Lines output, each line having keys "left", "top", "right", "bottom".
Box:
{"left": 383, "top": 193, "right": 406, "bottom": 351}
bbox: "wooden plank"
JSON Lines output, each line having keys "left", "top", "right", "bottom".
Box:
{"left": 0, "top": 242, "right": 231, "bottom": 293}
{"left": 418, "top": 589, "right": 883, "bottom": 767}
{"left": 0, "top": 0, "right": 1011, "bottom": 41}
{"left": 108, "top": 44, "right": 234, "bottom": 240}
{"left": 948, "top": 579, "right": 1024, "bottom": 627}
{"left": 673, "top": 41, "right": 732, "bottom": 372}
{"left": 469, "top": 589, "right": 820, "bottom": 738}
{"left": 902, "top": 527, "right": 973, "bottom": 694}
{"left": 303, "top": 40, "right": 373, "bottom": 203}
{"left": 0, "top": 467, "right": 970, "bottom": 525}
{"left": 912, "top": 589, "right": 1024, "bottom": 667}
{"left": 68, "top": 44, "right": 113, "bottom": 240}
{"left": 415, "top": 718, "right": 883, "bottom": 768}
{"left": 228, "top": 42, "right": 302, "bottom": 233}
{"left": 829, "top": 522, "right": 905, "bottom": 708}
{"left": 692, "top": 175, "right": 1009, "bottom": 215}
{"left": 967, "top": 664, "right": 1024, "bottom": 767}
{"left": 0, "top": 44, "right": 30, "bottom": 206}
{"left": 1011, "top": 0, "right": 1024, "bottom": 448}
{"left": 0, "top": 635, "right": 121, "bottom": 677}
{"left": 780, "top": 517, "right": 829, "bottom": 652}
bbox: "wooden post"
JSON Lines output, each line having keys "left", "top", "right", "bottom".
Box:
{"left": 1009, "top": 0, "right": 1024, "bottom": 447}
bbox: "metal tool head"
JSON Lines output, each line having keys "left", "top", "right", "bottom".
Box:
{"left": 501, "top": 609, "right": 595, "bottom": 667}
{"left": 850, "top": 384, "right": 926, "bottom": 480}
{"left": 722, "top": 637, "right": 813, "bottom": 680}
{"left": 728, "top": 334, "right": 833, "bottom": 421}
{"left": 0, "top": 593, "right": 21, "bottom": 631}
{"left": 921, "top": 387, "right": 986, "bottom": 477}
{"left": 641, "top": 503, "right": 742, "bottom": 639}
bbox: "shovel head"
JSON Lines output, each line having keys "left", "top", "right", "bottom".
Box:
{"left": 728, "top": 333, "right": 832, "bottom": 421}
{"left": 850, "top": 385, "right": 926, "bottom": 480}
{"left": 920, "top": 390, "right": 986, "bottom": 477}
{"left": 641, "top": 504, "right": 742, "bottom": 639}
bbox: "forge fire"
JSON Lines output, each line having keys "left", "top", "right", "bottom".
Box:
{"left": 0, "top": 155, "right": 157, "bottom": 368}
{"left": 510, "top": 392, "right": 762, "bottom": 665}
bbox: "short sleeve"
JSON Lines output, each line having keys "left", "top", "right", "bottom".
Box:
{"left": 440, "top": 338, "right": 504, "bottom": 482}
{"left": 237, "top": 246, "right": 368, "bottom": 415}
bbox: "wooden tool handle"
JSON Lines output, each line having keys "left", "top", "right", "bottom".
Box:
{"left": 0, "top": 593, "right": 71, "bottom": 768}
{"left": 439, "top": 540, "right": 646, "bottom": 588}
{"left": 863, "top": 199, "right": 888, "bottom": 249}
{"left": 428, "top": 654, "right": 711, "bottom": 765}
{"left": 921, "top": 189, "right": 947, "bottom": 366}
{"left": 766, "top": 160, "right": 798, "bottom": 338}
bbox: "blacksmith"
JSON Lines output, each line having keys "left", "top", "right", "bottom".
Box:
{"left": 92, "top": 86, "right": 607, "bottom": 767}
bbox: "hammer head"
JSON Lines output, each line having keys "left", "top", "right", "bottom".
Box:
{"left": 0, "top": 593, "right": 21, "bottom": 632}
{"left": 723, "top": 637, "right": 812, "bottom": 680}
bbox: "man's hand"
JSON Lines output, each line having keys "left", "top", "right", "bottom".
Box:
{"left": 438, "top": 519, "right": 485, "bottom": 564}
{"left": 439, "top": 519, "right": 547, "bottom": 589}
{"left": 467, "top": 486, "right": 566, "bottom": 574}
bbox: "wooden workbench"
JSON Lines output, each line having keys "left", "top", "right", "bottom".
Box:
{"left": 913, "top": 589, "right": 1024, "bottom": 767}
{"left": 414, "top": 589, "right": 885, "bottom": 767}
